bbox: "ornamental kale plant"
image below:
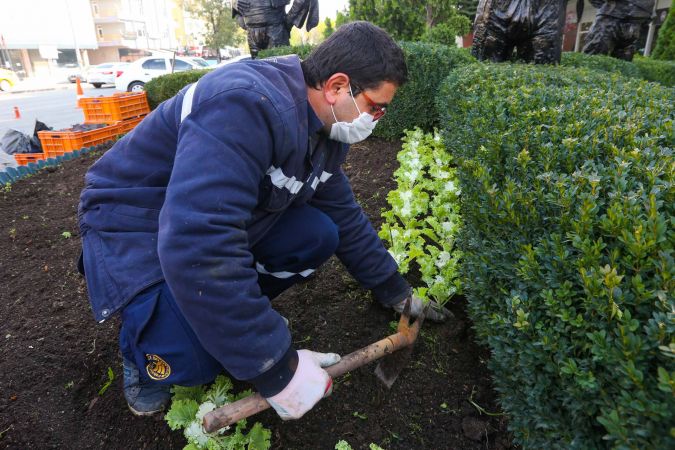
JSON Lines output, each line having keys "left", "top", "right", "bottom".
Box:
{"left": 379, "top": 129, "right": 462, "bottom": 306}
{"left": 165, "top": 375, "right": 271, "bottom": 450}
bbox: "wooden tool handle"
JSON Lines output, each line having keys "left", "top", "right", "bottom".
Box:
{"left": 202, "top": 332, "right": 410, "bottom": 433}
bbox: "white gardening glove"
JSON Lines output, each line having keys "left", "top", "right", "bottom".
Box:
{"left": 392, "top": 294, "right": 454, "bottom": 323}
{"left": 266, "top": 349, "right": 341, "bottom": 420}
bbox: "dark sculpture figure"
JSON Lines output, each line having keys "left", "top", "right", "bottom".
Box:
{"left": 471, "top": 0, "right": 567, "bottom": 64}
{"left": 232, "top": 0, "right": 319, "bottom": 59}
{"left": 582, "top": 0, "right": 655, "bottom": 61}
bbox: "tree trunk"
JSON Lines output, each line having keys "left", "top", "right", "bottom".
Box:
{"left": 426, "top": 5, "right": 434, "bottom": 28}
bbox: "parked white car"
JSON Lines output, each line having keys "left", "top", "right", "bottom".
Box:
{"left": 87, "top": 62, "right": 130, "bottom": 88}
{"left": 115, "top": 56, "right": 211, "bottom": 92}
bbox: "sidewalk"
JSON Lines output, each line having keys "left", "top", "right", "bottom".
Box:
{"left": 3, "top": 78, "right": 74, "bottom": 95}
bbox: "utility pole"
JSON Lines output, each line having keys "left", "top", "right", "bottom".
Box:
{"left": 643, "top": 1, "right": 660, "bottom": 56}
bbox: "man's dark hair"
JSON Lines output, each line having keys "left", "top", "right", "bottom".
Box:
{"left": 301, "top": 21, "right": 408, "bottom": 92}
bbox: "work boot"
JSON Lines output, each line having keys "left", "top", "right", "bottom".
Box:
{"left": 122, "top": 357, "right": 171, "bottom": 416}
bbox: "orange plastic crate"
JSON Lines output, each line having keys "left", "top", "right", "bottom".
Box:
{"left": 14, "top": 153, "right": 46, "bottom": 165}
{"left": 80, "top": 92, "right": 150, "bottom": 124}
{"left": 116, "top": 115, "right": 145, "bottom": 134}
{"left": 38, "top": 123, "right": 122, "bottom": 154}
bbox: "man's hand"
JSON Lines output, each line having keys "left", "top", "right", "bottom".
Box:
{"left": 266, "top": 350, "right": 340, "bottom": 420}
{"left": 392, "top": 295, "right": 454, "bottom": 323}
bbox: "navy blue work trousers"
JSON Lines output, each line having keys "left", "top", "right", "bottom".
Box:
{"left": 119, "top": 204, "right": 339, "bottom": 385}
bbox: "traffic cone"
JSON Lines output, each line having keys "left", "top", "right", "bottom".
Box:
{"left": 76, "top": 77, "right": 84, "bottom": 107}
{"left": 13, "top": 106, "right": 21, "bottom": 119}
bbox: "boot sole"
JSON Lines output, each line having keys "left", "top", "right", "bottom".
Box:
{"left": 127, "top": 403, "right": 164, "bottom": 417}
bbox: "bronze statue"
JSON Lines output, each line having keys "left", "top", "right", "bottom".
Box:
{"left": 472, "top": 0, "right": 567, "bottom": 64}
{"left": 582, "top": 0, "right": 655, "bottom": 61}
{"left": 232, "top": 0, "right": 319, "bottom": 58}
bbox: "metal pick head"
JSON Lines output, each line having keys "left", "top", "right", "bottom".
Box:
{"left": 374, "top": 297, "right": 429, "bottom": 388}
{"left": 374, "top": 343, "right": 414, "bottom": 388}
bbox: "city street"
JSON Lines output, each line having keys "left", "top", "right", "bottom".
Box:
{"left": 0, "top": 84, "right": 119, "bottom": 136}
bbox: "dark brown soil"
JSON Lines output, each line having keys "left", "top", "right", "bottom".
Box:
{"left": 0, "top": 138, "right": 514, "bottom": 450}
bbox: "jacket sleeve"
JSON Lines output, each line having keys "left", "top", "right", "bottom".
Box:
{"left": 157, "top": 88, "right": 296, "bottom": 394}
{"left": 309, "top": 167, "right": 410, "bottom": 306}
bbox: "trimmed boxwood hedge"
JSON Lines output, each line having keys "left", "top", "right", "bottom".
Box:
{"left": 438, "top": 63, "right": 674, "bottom": 449}
{"left": 258, "top": 44, "right": 314, "bottom": 59}
{"left": 560, "top": 52, "right": 643, "bottom": 79}
{"left": 560, "top": 51, "right": 675, "bottom": 87}
{"left": 633, "top": 55, "right": 675, "bottom": 87}
{"left": 144, "top": 69, "right": 210, "bottom": 110}
{"left": 373, "top": 41, "right": 475, "bottom": 139}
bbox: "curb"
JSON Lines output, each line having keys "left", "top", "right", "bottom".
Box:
{"left": 3, "top": 85, "right": 73, "bottom": 95}
{"left": 0, "top": 142, "right": 109, "bottom": 185}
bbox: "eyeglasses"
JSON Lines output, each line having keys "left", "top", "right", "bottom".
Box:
{"left": 359, "top": 90, "right": 387, "bottom": 120}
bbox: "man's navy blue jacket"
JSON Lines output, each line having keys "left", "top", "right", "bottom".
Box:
{"left": 78, "top": 55, "right": 409, "bottom": 384}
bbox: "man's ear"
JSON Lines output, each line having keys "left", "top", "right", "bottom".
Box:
{"left": 323, "top": 73, "right": 350, "bottom": 105}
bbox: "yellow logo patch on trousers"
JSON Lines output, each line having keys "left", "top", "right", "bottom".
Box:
{"left": 145, "top": 354, "right": 171, "bottom": 380}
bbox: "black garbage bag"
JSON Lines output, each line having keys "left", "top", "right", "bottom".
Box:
{"left": 69, "top": 123, "right": 107, "bottom": 132}
{"left": 30, "top": 120, "right": 52, "bottom": 153}
{"left": 0, "top": 129, "right": 32, "bottom": 155}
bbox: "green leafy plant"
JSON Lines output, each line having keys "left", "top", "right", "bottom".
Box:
{"left": 352, "top": 411, "right": 367, "bottom": 420}
{"left": 61, "top": 231, "right": 72, "bottom": 239}
{"left": 379, "top": 129, "right": 462, "bottom": 307}
{"left": 165, "top": 375, "right": 271, "bottom": 450}
{"left": 98, "top": 367, "right": 115, "bottom": 396}
{"left": 438, "top": 63, "right": 674, "bottom": 449}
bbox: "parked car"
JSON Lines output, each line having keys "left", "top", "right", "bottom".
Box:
{"left": 87, "top": 62, "right": 129, "bottom": 88}
{"left": 63, "top": 64, "right": 85, "bottom": 83}
{"left": 115, "top": 56, "right": 211, "bottom": 92}
{"left": 0, "top": 68, "right": 19, "bottom": 91}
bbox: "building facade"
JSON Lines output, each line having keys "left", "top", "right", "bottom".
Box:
{"left": 0, "top": 0, "right": 206, "bottom": 79}
{"left": 0, "top": 0, "right": 97, "bottom": 79}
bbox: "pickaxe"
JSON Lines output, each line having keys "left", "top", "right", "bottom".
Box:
{"left": 202, "top": 298, "right": 428, "bottom": 433}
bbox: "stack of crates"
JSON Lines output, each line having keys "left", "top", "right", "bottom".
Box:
{"left": 79, "top": 92, "right": 149, "bottom": 125}
{"left": 20, "top": 92, "right": 150, "bottom": 165}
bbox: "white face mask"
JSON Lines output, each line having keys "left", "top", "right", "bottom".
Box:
{"left": 329, "top": 84, "right": 378, "bottom": 144}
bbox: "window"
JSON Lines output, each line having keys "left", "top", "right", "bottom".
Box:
{"left": 97, "top": 26, "right": 104, "bottom": 39}
{"left": 142, "top": 59, "right": 167, "bottom": 70}
{"left": 190, "top": 58, "right": 210, "bottom": 67}
{"left": 173, "top": 60, "right": 193, "bottom": 72}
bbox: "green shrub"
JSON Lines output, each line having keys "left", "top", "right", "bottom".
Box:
{"left": 145, "top": 69, "right": 210, "bottom": 109}
{"left": 633, "top": 55, "right": 675, "bottom": 87}
{"left": 438, "top": 63, "right": 674, "bottom": 449}
{"left": 258, "top": 44, "right": 314, "bottom": 59}
{"left": 651, "top": 6, "right": 675, "bottom": 61}
{"left": 560, "top": 51, "right": 643, "bottom": 79}
{"left": 374, "top": 41, "right": 475, "bottom": 140}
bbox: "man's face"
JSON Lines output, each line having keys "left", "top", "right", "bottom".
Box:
{"left": 331, "top": 81, "right": 397, "bottom": 125}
